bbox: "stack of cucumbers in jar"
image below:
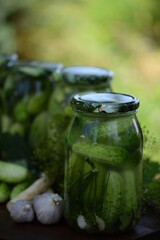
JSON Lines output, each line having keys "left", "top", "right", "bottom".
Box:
{"left": 0, "top": 54, "right": 66, "bottom": 202}
{"left": 66, "top": 110, "right": 142, "bottom": 233}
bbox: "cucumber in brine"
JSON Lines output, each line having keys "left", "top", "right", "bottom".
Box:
{"left": 72, "top": 142, "right": 128, "bottom": 167}
{"left": 102, "top": 171, "right": 123, "bottom": 232}
{"left": 122, "top": 169, "right": 138, "bottom": 215}
{"left": 119, "top": 169, "right": 138, "bottom": 232}
{"left": 81, "top": 158, "right": 105, "bottom": 210}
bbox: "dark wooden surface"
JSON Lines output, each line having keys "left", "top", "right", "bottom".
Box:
{"left": 0, "top": 204, "right": 160, "bottom": 240}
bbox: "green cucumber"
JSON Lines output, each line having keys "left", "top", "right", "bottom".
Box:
{"left": 10, "top": 182, "right": 29, "bottom": 199}
{"left": 1, "top": 114, "right": 12, "bottom": 133}
{"left": 13, "top": 99, "right": 28, "bottom": 123}
{"left": 29, "top": 111, "right": 48, "bottom": 149}
{"left": 122, "top": 169, "right": 138, "bottom": 215}
{"left": 27, "top": 91, "right": 48, "bottom": 115}
{"left": 81, "top": 159, "right": 105, "bottom": 211}
{"left": 119, "top": 170, "right": 138, "bottom": 231}
{"left": 72, "top": 142, "right": 128, "bottom": 166}
{"left": 67, "top": 152, "right": 84, "bottom": 188}
{"left": 9, "top": 123, "right": 25, "bottom": 137}
{"left": 0, "top": 161, "right": 28, "bottom": 183}
{"left": 102, "top": 171, "right": 123, "bottom": 232}
{"left": 90, "top": 118, "right": 141, "bottom": 151}
{"left": 0, "top": 182, "right": 11, "bottom": 202}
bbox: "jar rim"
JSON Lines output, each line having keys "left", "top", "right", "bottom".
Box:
{"left": 71, "top": 92, "right": 139, "bottom": 114}
{"left": 60, "top": 66, "right": 113, "bottom": 86}
{"left": 0, "top": 53, "right": 18, "bottom": 68}
{"left": 8, "top": 60, "right": 63, "bottom": 78}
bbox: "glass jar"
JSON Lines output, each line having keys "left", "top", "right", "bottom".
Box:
{"left": 47, "top": 66, "right": 113, "bottom": 192}
{"left": 0, "top": 60, "right": 62, "bottom": 162}
{"left": 65, "top": 92, "right": 143, "bottom": 234}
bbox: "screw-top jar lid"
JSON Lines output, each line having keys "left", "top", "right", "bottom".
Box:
{"left": 0, "top": 53, "right": 18, "bottom": 68}
{"left": 59, "top": 66, "right": 113, "bottom": 86}
{"left": 8, "top": 60, "right": 63, "bottom": 78}
{"left": 71, "top": 92, "right": 139, "bottom": 114}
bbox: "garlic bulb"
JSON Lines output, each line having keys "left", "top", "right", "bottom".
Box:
{"left": 10, "top": 200, "right": 34, "bottom": 223}
{"left": 33, "top": 193, "right": 63, "bottom": 224}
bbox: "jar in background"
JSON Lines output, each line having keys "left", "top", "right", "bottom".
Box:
{"left": 0, "top": 60, "right": 62, "bottom": 161}
{"left": 47, "top": 66, "right": 113, "bottom": 192}
{"left": 48, "top": 66, "right": 113, "bottom": 141}
{"left": 65, "top": 92, "right": 143, "bottom": 234}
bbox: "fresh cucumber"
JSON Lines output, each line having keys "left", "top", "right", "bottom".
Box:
{"left": 10, "top": 182, "right": 29, "bottom": 199}
{"left": 72, "top": 142, "right": 128, "bottom": 167}
{"left": 102, "top": 171, "right": 123, "bottom": 232}
{"left": 0, "top": 182, "right": 11, "bottom": 202}
{"left": 0, "top": 161, "right": 28, "bottom": 183}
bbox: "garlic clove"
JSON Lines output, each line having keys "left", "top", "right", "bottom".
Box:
{"left": 77, "top": 215, "right": 87, "bottom": 229}
{"left": 9, "top": 200, "right": 34, "bottom": 223}
{"left": 77, "top": 215, "right": 91, "bottom": 230}
{"left": 95, "top": 215, "right": 105, "bottom": 231}
{"left": 33, "top": 193, "right": 64, "bottom": 225}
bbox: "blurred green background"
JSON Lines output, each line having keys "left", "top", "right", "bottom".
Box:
{"left": 0, "top": 0, "right": 160, "bottom": 160}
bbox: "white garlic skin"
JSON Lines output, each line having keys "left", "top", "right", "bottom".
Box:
{"left": 10, "top": 200, "right": 34, "bottom": 223}
{"left": 33, "top": 193, "right": 64, "bottom": 225}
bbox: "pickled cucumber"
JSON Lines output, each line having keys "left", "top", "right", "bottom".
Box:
{"left": 13, "top": 99, "right": 28, "bottom": 123}
{"left": 102, "top": 171, "right": 123, "bottom": 232}
{"left": 119, "top": 170, "right": 138, "bottom": 231}
{"left": 67, "top": 152, "right": 84, "bottom": 190}
{"left": 90, "top": 118, "right": 141, "bottom": 151}
{"left": 29, "top": 111, "right": 48, "bottom": 149}
{"left": 27, "top": 91, "right": 48, "bottom": 115}
{"left": 122, "top": 169, "right": 138, "bottom": 215}
{"left": 10, "top": 123, "right": 25, "bottom": 137}
{"left": 81, "top": 159, "right": 103, "bottom": 209}
{"left": 1, "top": 114, "right": 12, "bottom": 133}
{"left": 72, "top": 142, "right": 128, "bottom": 166}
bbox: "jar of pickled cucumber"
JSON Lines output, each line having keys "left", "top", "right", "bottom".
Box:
{"left": 0, "top": 60, "right": 62, "bottom": 161}
{"left": 47, "top": 66, "right": 113, "bottom": 192}
{"left": 65, "top": 92, "right": 143, "bottom": 234}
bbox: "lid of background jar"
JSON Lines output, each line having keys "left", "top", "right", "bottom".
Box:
{"left": 0, "top": 53, "right": 18, "bottom": 69}
{"left": 71, "top": 92, "right": 139, "bottom": 114}
{"left": 58, "top": 66, "right": 113, "bottom": 86}
{"left": 8, "top": 60, "right": 63, "bottom": 78}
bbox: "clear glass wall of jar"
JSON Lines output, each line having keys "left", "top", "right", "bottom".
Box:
{"left": 47, "top": 66, "right": 114, "bottom": 193}
{"left": 65, "top": 92, "right": 143, "bottom": 234}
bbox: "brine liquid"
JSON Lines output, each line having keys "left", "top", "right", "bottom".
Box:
{"left": 64, "top": 149, "right": 142, "bottom": 234}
